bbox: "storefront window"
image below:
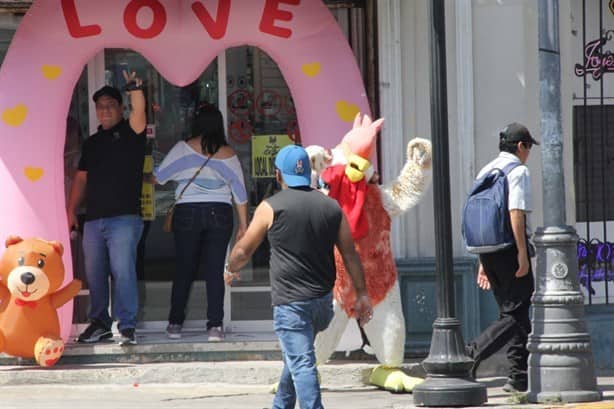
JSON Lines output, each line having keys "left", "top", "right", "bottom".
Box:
{"left": 0, "top": 0, "right": 375, "bottom": 328}
{"left": 103, "top": 49, "right": 219, "bottom": 322}
{"left": 226, "top": 46, "right": 300, "bottom": 322}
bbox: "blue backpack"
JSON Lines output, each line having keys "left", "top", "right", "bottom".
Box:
{"left": 462, "top": 162, "right": 520, "bottom": 254}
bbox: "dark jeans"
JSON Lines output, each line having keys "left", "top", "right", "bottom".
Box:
{"left": 169, "top": 202, "right": 234, "bottom": 328}
{"left": 467, "top": 244, "right": 534, "bottom": 382}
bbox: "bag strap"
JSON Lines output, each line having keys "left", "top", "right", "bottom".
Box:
{"left": 497, "top": 161, "right": 521, "bottom": 176}
{"left": 169, "top": 149, "right": 216, "bottom": 207}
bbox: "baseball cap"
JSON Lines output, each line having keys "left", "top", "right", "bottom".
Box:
{"left": 499, "top": 122, "right": 540, "bottom": 146}
{"left": 93, "top": 85, "right": 123, "bottom": 105}
{"left": 275, "top": 145, "right": 311, "bottom": 187}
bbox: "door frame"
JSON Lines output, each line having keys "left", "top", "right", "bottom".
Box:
{"left": 86, "top": 50, "right": 273, "bottom": 333}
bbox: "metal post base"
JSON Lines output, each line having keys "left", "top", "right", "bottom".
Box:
{"left": 527, "top": 226, "right": 601, "bottom": 404}
{"left": 413, "top": 318, "right": 487, "bottom": 407}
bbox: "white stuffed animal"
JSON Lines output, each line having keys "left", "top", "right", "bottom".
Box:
{"left": 304, "top": 145, "right": 332, "bottom": 189}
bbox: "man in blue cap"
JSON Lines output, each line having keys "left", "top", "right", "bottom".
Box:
{"left": 226, "top": 145, "right": 373, "bottom": 409}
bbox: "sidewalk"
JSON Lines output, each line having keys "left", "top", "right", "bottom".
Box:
{"left": 0, "top": 360, "right": 612, "bottom": 408}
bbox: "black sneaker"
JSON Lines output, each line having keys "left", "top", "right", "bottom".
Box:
{"left": 77, "top": 321, "right": 113, "bottom": 343}
{"left": 119, "top": 328, "right": 137, "bottom": 346}
{"left": 503, "top": 377, "right": 528, "bottom": 393}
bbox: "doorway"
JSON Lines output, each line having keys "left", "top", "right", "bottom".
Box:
{"left": 67, "top": 0, "right": 376, "bottom": 335}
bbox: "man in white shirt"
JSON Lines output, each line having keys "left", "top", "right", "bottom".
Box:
{"left": 466, "top": 123, "right": 539, "bottom": 393}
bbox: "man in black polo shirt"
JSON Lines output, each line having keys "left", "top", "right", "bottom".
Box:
{"left": 67, "top": 72, "right": 146, "bottom": 346}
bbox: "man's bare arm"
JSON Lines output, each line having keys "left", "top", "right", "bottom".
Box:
{"left": 67, "top": 170, "right": 87, "bottom": 230}
{"left": 123, "top": 71, "right": 146, "bottom": 134}
{"left": 336, "top": 215, "right": 372, "bottom": 326}
{"left": 227, "top": 201, "right": 272, "bottom": 276}
{"left": 510, "top": 209, "right": 529, "bottom": 278}
{"left": 476, "top": 262, "right": 491, "bottom": 290}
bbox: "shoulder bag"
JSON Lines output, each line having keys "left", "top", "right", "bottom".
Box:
{"left": 162, "top": 154, "right": 214, "bottom": 233}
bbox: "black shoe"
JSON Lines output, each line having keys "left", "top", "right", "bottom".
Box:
{"left": 77, "top": 321, "right": 113, "bottom": 343}
{"left": 503, "top": 377, "right": 528, "bottom": 393}
{"left": 119, "top": 328, "right": 137, "bottom": 346}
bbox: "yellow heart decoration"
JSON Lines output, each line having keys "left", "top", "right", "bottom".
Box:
{"left": 2, "top": 104, "right": 27, "bottom": 127}
{"left": 335, "top": 100, "right": 360, "bottom": 123}
{"left": 301, "top": 62, "right": 321, "bottom": 78}
{"left": 24, "top": 167, "right": 44, "bottom": 182}
{"left": 41, "top": 65, "right": 62, "bottom": 80}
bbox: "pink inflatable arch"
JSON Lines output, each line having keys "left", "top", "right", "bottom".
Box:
{"left": 0, "top": 0, "right": 370, "bottom": 339}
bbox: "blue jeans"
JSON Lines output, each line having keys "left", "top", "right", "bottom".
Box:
{"left": 83, "top": 215, "right": 143, "bottom": 330}
{"left": 170, "top": 202, "right": 233, "bottom": 328}
{"left": 272, "top": 292, "right": 334, "bottom": 409}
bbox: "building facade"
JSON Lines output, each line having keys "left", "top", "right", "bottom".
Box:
{"left": 0, "top": 0, "right": 612, "bottom": 367}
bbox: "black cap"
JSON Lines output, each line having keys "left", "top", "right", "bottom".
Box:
{"left": 499, "top": 122, "right": 540, "bottom": 145}
{"left": 93, "top": 85, "right": 122, "bottom": 105}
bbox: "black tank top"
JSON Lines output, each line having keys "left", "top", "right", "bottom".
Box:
{"left": 266, "top": 187, "right": 343, "bottom": 305}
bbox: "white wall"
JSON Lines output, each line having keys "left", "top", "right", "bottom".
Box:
{"left": 472, "top": 0, "right": 543, "bottom": 233}
{"left": 378, "top": 0, "right": 437, "bottom": 258}
{"left": 379, "top": 0, "right": 582, "bottom": 258}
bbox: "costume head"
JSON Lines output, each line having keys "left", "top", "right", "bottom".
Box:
{"left": 275, "top": 145, "right": 311, "bottom": 187}
{"left": 332, "top": 113, "right": 384, "bottom": 183}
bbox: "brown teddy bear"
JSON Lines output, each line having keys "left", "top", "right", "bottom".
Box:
{"left": 0, "top": 236, "right": 81, "bottom": 367}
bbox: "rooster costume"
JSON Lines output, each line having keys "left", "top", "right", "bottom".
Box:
{"left": 311, "top": 113, "right": 432, "bottom": 392}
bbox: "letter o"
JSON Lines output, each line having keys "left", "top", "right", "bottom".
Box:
{"left": 124, "top": 0, "right": 167, "bottom": 39}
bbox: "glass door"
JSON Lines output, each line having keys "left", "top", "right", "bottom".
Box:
{"left": 73, "top": 1, "right": 372, "bottom": 333}
{"left": 83, "top": 49, "right": 221, "bottom": 331}
{"left": 224, "top": 46, "right": 300, "bottom": 332}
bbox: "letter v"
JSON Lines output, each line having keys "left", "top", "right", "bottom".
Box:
{"left": 192, "top": 0, "right": 231, "bottom": 40}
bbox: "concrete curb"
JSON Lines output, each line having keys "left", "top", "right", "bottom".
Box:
{"left": 0, "top": 361, "right": 425, "bottom": 387}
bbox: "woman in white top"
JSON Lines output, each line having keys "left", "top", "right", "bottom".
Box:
{"left": 153, "top": 105, "right": 248, "bottom": 341}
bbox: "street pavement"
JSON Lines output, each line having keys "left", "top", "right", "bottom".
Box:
{"left": 1, "top": 376, "right": 614, "bottom": 409}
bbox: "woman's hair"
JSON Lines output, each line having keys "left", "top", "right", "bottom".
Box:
{"left": 192, "top": 104, "right": 228, "bottom": 155}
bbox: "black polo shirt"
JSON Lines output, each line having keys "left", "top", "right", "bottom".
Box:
{"left": 78, "top": 119, "right": 146, "bottom": 221}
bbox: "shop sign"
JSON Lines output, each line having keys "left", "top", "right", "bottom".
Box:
{"left": 61, "top": 0, "right": 301, "bottom": 40}
{"left": 146, "top": 124, "right": 156, "bottom": 139}
{"left": 251, "top": 134, "right": 294, "bottom": 178}
{"left": 575, "top": 31, "right": 614, "bottom": 80}
{"left": 141, "top": 155, "right": 156, "bottom": 221}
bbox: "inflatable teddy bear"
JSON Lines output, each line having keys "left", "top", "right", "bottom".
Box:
{"left": 311, "top": 113, "right": 432, "bottom": 392}
{"left": 0, "top": 236, "right": 81, "bottom": 367}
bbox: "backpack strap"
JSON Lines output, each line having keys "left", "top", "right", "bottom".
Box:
{"left": 498, "top": 161, "right": 522, "bottom": 176}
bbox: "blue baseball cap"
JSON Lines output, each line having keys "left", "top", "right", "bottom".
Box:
{"left": 275, "top": 145, "right": 311, "bottom": 187}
